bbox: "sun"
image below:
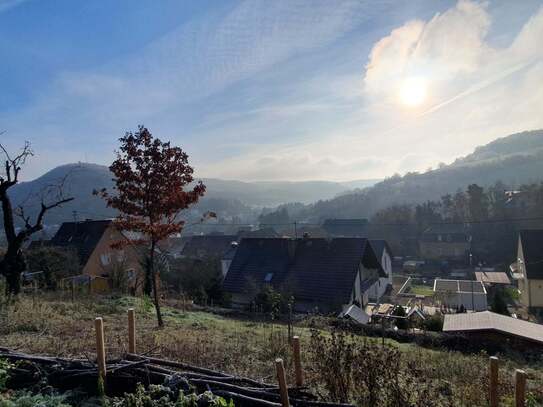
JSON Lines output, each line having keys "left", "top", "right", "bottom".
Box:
{"left": 399, "top": 77, "right": 428, "bottom": 107}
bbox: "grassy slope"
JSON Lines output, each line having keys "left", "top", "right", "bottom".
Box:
{"left": 1, "top": 294, "right": 542, "bottom": 405}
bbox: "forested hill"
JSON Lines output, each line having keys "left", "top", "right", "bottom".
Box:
{"left": 8, "top": 163, "right": 377, "bottom": 227}
{"left": 297, "top": 129, "right": 543, "bottom": 221}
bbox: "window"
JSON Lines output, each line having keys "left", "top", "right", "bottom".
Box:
{"left": 100, "top": 253, "right": 111, "bottom": 266}
{"left": 127, "top": 269, "right": 136, "bottom": 280}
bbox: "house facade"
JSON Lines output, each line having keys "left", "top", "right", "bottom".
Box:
{"left": 516, "top": 230, "right": 543, "bottom": 311}
{"left": 367, "top": 240, "right": 393, "bottom": 302}
{"left": 419, "top": 225, "right": 471, "bottom": 261}
{"left": 51, "top": 220, "right": 142, "bottom": 292}
{"left": 222, "top": 237, "right": 386, "bottom": 313}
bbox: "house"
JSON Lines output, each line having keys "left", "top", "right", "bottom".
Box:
{"left": 443, "top": 311, "right": 543, "bottom": 350}
{"left": 433, "top": 279, "right": 487, "bottom": 311}
{"left": 322, "top": 219, "right": 369, "bottom": 237}
{"left": 50, "top": 219, "right": 142, "bottom": 292}
{"left": 515, "top": 230, "right": 543, "bottom": 312}
{"left": 180, "top": 235, "right": 238, "bottom": 259}
{"left": 474, "top": 271, "right": 511, "bottom": 286}
{"left": 419, "top": 225, "right": 470, "bottom": 261}
{"left": 221, "top": 241, "right": 238, "bottom": 278}
{"left": 367, "top": 239, "right": 393, "bottom": 301}
{"left": 223, "top": 237, "right": 385, "bottom": 313}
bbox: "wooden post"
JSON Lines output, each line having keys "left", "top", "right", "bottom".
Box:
{"left": 515, "top": 369, "right": 526, "bottom": 407}
{"left": 292, "top": 336, "right": 303, "bottom": 387}
{"left": 127, "top": 308, "right": 136, "bottom": 354}
{"left": 275, "top": 358, "right": 290, "bottom": 407}
{"left": 489, "top": 356, "right": 499, "bottom": 407}
{"left": 95, "top": 317, "right": 106, "bottom": 380}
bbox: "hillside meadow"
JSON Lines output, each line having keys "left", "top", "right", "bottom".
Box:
{"left": 0, "top": 293, "right": 542, "bottom": 406}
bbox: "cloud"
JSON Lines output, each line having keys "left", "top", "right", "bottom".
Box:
{"left": 0, "top": 0, "right": 28, "bottom": 13}
{"left": 363, "top": 1, "right": 543, "bottom": 114}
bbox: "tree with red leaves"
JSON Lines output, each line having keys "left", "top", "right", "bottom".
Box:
{"left": 99, "top": 126, "right": 206, "bottom": 327}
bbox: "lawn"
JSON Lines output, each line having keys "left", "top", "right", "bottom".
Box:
{"left": 409, "top": 284, "right": 435, "bottom": 297}
{"left": 0, "top": 293, "right": 542, "bottom": 406}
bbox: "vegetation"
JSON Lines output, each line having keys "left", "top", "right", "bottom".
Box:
{"left": 0, "top": 293, "right": 541, "bottom": 406}
{"left": 96, "top": 126, "right": 207, "bottom": 327}
{"left": 0, "top": 142, "right": 74, "bottom": 295}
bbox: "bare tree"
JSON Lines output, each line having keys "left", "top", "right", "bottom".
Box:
{"left": 0, "top": 139, "right": 74, "bottom": 295}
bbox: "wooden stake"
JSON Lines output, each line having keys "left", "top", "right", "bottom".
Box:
{"left": 128, "top": 308, "right": 136, "bottom": 354}
{"left": 489, "top": 356, "right": 499, "bottom": 407}
{"left": 515, "top": 369, "right": 526, "bottom": 407}
{"left": 292, "top": 336, "right": 303, "bottom": 387}
{"left": 95, "top": 317, "right": 106, "bottom": 380}
{"left": 275, "top": 358, "right": 290, "bottom": 407}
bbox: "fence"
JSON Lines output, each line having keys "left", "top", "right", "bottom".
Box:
{"left": 93, "top": 308, "right": 305, "bottom": 407}
{"left": 91, "top": 308, "right": 533, "bottom": 407}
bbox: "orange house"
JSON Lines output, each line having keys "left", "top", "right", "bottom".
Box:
{"left": 51, "top": 219, "right": 143, "bottom": 293}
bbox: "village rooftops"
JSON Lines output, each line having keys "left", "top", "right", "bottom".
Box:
{"left": 223, "top": 237, "right": 384, "bottom": 305}
{"left": 434, "top": 279, "right": 486, "bottom": 294}
{"left": 443, "top": 311, "right": 543, "bottom": 346}
{"left": 474, "top": 271, "right": 511, "bottom": 285}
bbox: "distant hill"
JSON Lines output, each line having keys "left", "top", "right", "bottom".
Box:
{"left": 298, "top": 129, "right": 543, "bottom": 221}
{"left": 8, "top": 163, "right": 378, "bottom": 227}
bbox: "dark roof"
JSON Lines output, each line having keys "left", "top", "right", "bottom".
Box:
{"left": 223, "top": 237, "right": 384, "bottom": 304}
{"left": 181, "top": 235, "right": 238, "bottom": 259}
{"left": 322, "top": 219, "right": 369, "bottom": 237}
{"left": 519, "top": 230, "right": 543, "bottom": 279}
{"left": 237, "top": 228, "right": 280, "bottom": 239}
{"left": 51, "top": 220, "right": 112, "bottom": 265}
{"left": 369, "top": 239, "right": 393, "bottom": 259}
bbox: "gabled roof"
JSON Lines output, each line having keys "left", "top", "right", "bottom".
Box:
{"left": 519, "top": 230, "right": 543, "bottom": 280}
{"left": 51, "top": 220, "right": 112, "bottom": 265}
{"left": 181, "top": 235, "right": 238, "bottom": 259}
{"left": 475, "top": 271, "right": 511, "bottom": 285}
{"left": 369, "top": 239, "right": 393, "bottom": 259}
{"left": 443, "top": 311, "right": 543, "bottom": 345}
{"left": 223, "top": 237, "right": 383, "bottom": 305}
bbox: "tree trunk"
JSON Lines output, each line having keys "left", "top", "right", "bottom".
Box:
{"left": 1, "top": 249, "right": 26, "bottom": 296}
{"left": 149, "top": 241, "right": 164, "bottom": 328}
{"left": 143, "top": 255, "right": 153, "bottom": 296}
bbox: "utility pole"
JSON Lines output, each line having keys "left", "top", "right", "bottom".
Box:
{"left": 294, "top": 221, "right": 297, "bottom": 238}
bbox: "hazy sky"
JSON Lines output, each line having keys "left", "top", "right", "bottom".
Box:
{"left": 1, "top": 0, "right": 542, "bottom": 182}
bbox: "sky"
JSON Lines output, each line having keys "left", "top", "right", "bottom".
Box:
{"left": 1, "top": 0, "right": 542, "bottom": 182}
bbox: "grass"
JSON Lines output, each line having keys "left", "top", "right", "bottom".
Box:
{"left": 0, "top": 293, "right": 542, "bottom": 406}
{"left": 409, "top": 284, "right": 435, "bottom": 297}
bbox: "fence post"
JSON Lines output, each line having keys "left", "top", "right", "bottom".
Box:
{"left": 292, "top": 336, "right": 303, "bottom": 387}
{"left": 275, "top": 358, "right": 290, "bottom": 407}
{"left": 95, "top": 317, "right": 106, "bottom": 380}
{"left": 128, "top": 308, "right": 136, "bottom": 354}
{"left": 489, "top": 356, "right": 499, "bottom": 407}
{"left": 515, "top": 369, "right": 526, "bottom": 407}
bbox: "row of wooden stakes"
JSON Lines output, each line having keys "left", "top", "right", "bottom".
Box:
{"left": 489, "top": 355, "right": 529, "bottom": 407}
{"left": 93, "top": 309, "right": 303, "bottom": 407}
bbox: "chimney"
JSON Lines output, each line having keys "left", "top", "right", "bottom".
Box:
{"left": 302, "top": 232, "right": 310, "bottom": 239}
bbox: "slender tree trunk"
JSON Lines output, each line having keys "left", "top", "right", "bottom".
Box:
{"left": 149, "top": 241, "right": 164, "bottom": 327}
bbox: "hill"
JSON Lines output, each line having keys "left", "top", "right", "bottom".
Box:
{"left": 8, "top": 163, "right": 377, "bottom": 227}
{"left": 298, "top": 129, "right": 543, "bottom": 221}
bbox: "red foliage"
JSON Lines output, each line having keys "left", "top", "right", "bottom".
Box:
{"left": 100, "top": 126, "right": 206, "bottom": 246}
